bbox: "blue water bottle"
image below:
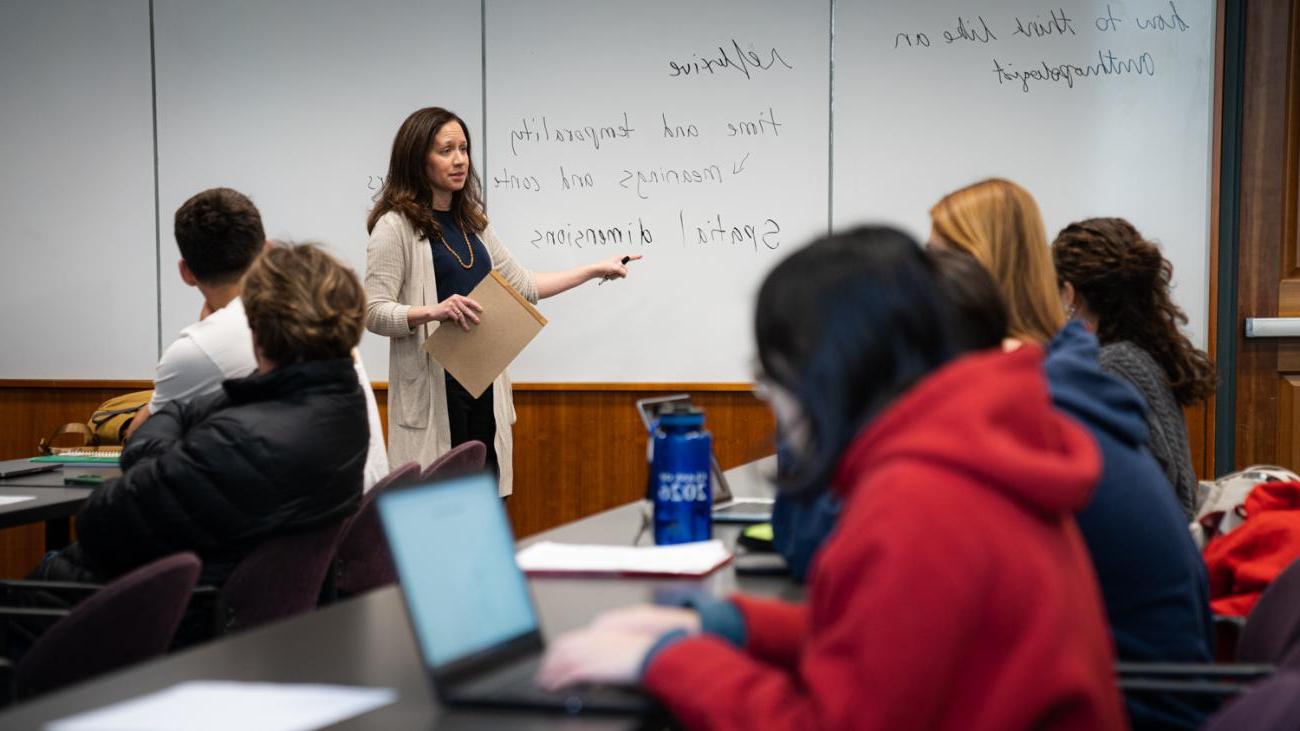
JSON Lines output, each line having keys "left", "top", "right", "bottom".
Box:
{"left": 651, "top": 403, "right": 712, "bottom": 545}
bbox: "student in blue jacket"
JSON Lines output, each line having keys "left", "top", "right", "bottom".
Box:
{"left": 931, "top": 249, "right": 1217, "bottom": 730}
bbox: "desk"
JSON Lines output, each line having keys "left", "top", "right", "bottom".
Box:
{"left": 0, "top": 465, "right": 116, "bottom": 548}
{"left": 0, "top": 457, "right": 791, "bottom": 729}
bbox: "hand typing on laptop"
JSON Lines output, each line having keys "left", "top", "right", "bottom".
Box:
{"left": 536, "top": 605, "right": 702, "bottom": 691}
{"left": 591, "top": 605, "right": 702, "bottom": 636}
{"left": 535, "top": 626, "right": 659, "bottom": 692}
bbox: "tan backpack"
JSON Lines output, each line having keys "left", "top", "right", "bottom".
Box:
{"left": 38, "top": 391, "right": 153, "bottom": 455}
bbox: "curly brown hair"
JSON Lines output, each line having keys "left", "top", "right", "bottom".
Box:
{"left": 366, "top": 107, "right": 487, "bottom": 240}
{"left": 242, "top": 243, "right": 365, "bottom": 366}
{"left": 1051, "top": 217, "right": 1215, "bottom": 405}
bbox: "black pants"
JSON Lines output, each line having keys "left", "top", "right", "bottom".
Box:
{"left": 444, "top": 372, "right": 498, "bottom": 476}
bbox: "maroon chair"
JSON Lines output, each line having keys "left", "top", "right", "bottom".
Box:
{"left": 1237, "top": 557, "right": 1300, "bottom": 664}
{"left": 0, "top": 552, "right": 200, "bottom": 701}
{"left": 209, "top": 518, "right": 351, "bottom": 636}
{"left": 330, "top": 445, "right": 487, "bottom": 600}
{"left": 417, "top": 440, "right": 488, "bottom": 483}
{"left": 1203, "top": 670, "right": 1300, "bottom": 730}
{"left": 332, "top": 461, "right": 422, "bottom": 597}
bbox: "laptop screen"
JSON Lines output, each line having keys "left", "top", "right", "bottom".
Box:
{"left": 377, "top": 473, "right": 539, "bottom": 669}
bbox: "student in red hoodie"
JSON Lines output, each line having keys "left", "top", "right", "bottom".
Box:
{"left": 538, "top": 227, "right": 1127, "bottom": 730}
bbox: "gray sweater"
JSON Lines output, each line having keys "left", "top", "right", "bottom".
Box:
{"left": 1098, "top": 341, "right": 1199, "bottom": 519}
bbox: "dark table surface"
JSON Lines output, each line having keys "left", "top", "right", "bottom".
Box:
{"left": 0, "top": 463, "right": 117, "bottom": 530}
{"left": 0, "top": 457, "right": 792, "bottom": 729}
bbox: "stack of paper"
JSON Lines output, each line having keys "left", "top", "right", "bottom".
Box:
{"left": 47, "top": 681, "right": 396, "bottom": 731}
{"left": 516, "top": 539, "right": 732, "bottom": 577}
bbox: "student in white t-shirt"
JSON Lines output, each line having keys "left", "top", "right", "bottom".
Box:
{"left": 127, "top": 188, "right": 389, "bottom": 489}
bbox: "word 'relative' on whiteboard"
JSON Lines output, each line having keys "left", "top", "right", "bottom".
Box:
{"left": 485, "top": 0, "right": 830, "bottom": 383}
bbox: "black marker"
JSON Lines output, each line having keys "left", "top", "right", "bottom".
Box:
{"left": 598, "top": 255, "right": 633, "bottom": 286}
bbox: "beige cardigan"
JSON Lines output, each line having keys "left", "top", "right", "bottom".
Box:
{"left": 364, "top": 210, "right": 538, "bottom": 496}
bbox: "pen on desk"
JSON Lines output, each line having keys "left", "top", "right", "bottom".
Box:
{"left": 598, "top": 255, "right": 633, "bottom": 286}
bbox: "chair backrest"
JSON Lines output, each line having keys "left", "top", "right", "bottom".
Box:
{"left": 334, "top": 461, "right": 422, "bottom": 597}
{"left": 219, "top": 518, "right": 349, "bottom": 633}
{"left": 418, "top": 440, "right": 488, "bottom": 483}
{"left": 16, "top": 552, "right": 201, "bottom": 699}
{"left": 1238, "top": 557, "right": 1300, "bottom": 663}
{"left": 1204, "top": 670, "right": 1300, "bottom": 730}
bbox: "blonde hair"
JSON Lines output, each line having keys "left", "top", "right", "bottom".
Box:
{"left": 242, "top": 242, "right": 366, "bottom": 365}
{"left": 929, "top": 178, "right": 1064, "bottom": 344}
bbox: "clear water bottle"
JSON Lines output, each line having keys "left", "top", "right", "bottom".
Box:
{"left": 652, "top": 403, "right": 712, "bottom": 545}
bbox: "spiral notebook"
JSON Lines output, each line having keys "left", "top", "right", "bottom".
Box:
{"left": 423, "top": 271, "right": 547, "bottom": 399}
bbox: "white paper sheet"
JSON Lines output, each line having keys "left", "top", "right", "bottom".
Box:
{"left": 46, "top": 681, "right": 397, "bottom": 731}
{"left": 0, "top": 495, "right": 35, "bottom": 506}
{"left": 516, "top": 539, "right": 731, "bottom": 577}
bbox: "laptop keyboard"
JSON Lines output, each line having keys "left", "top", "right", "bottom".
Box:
{"left": 457, "top": 655, "right": 648, "bottom": 713}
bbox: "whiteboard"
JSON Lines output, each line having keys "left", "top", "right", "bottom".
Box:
{"left": 484, "top": 0, "right": 831, "bottom": 382}
{"left": 0, "top": 0, "right": 1219, "bottom": 383}
{"left": 153, "top": 0, "right": 483, "bottom": 380}
{"left": 0, "top": 0, "right": 158, "bottom": 379}
{"left": 833, "top": 0, "right": 1215, "bottom": 346}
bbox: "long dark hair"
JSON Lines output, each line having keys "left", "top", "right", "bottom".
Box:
{"left": 366, "top": 107, "right": 488, "bottom": 240}
{"left": 1052, "top": 217, "right": 1215, "bottom": 405}
{"left": 756, "top": 226, "right": 956, "bottom": 495}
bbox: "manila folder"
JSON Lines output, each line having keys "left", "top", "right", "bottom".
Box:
{"left": 423, "top": 271, "right": 547, "bottom": 399}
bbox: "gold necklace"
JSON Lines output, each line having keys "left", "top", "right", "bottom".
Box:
{"left": 435, "top": 220, "right": 475, "bottom": 270}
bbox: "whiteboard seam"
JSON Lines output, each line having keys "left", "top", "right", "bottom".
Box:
{"left": 149, "top": 0, "right": 162, "bottom": 360}
{"left": 480, "top": 0, "right": 488, "bottom": 210}
{"left": 827, "top": 0, "right": 835, "bottom": 234}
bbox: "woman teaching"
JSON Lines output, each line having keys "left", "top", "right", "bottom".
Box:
{"left": 365, "top": 107, "right": 638, "bottom": 495}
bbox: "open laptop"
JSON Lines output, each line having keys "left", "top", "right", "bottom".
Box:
{"left": 0, "top": 459, "right": 60, "bottom": 480}
{"left": 377, "top": 472, "right": 658, "bottom": 716}
{"left": 635, "top": 395, "right": 773, "bottom": 524}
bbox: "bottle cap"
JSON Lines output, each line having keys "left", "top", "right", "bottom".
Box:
{"left": 657, "top": 402, "right": 704, "bottom": 428}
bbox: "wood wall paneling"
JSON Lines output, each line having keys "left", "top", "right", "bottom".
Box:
{"left": 508, "top": 388, "right": 776, "bottom": 539}
{"left": 1184, "top": 400, "right": 1211, "bottom": 480}
{"left": 0, "top": 379, "right": 1224, "bottom": 577}
{"left": 0, "top": 382, "right": 776, "bottom": 577}
{"left": 0, "top": 384, "right": 135, "bottom": 579}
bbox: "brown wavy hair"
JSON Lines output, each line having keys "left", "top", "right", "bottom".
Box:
{"left": 929, "top": 178, "right": 1064, "bottom": 344}
{"left": 366, "top": 107, "right": 487, "bottom": 240}
{"left": 242, "top": 242, "right": 366, "bottom": 365}
{"left": 1052, "top": 217, "right": 1215, "bottom": 405}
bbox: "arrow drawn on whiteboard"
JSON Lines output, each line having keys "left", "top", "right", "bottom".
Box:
{"left": 732, "top": 153, "right": 751, "bottom": 175}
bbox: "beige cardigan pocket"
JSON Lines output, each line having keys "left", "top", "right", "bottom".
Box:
{"left": 393, "top": 334, "right": 431, "bottom": 429}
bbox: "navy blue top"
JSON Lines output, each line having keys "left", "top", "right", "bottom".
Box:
{"left": 430, "top": 209, "right": 490, "bottom": 302}
{"left": 1045, "top": 321, "right": 1216, "bottom": 730}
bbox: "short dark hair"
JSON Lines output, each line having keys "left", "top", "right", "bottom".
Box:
{"left": 174, "top": 188, "right": 265, "bottom": 284}
{"left": 241, "top": 242, "right": 365, "bottom": 366}
{"left": 755, "top": 226, "right": 955, "bottom": 496}
{"left": 928, "top": 248, "right": 1009, "bottom": 353}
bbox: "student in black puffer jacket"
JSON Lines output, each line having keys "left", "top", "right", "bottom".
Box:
{"left": 40, "top": 243, "right": 369, "bottom": 587}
